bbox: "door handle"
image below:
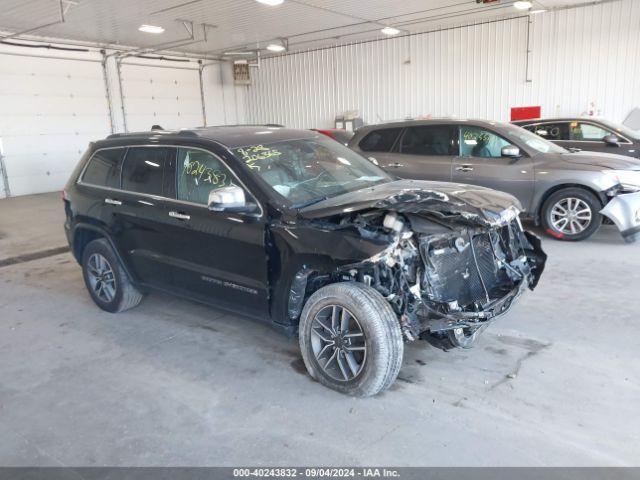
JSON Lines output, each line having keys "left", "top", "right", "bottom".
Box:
{"left": 169, "top": 211, "right": 190, "bottom": 220}
{"left": 455, "top": 165, "right": 474, "bottom": 172}
{"left": 104, "top": 198, "right": 122, "bottom": 206}
{"left": 387, "top": 162, "right": 404, "bottom": 168}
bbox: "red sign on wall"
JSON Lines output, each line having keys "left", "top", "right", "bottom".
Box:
{"left": 510, "top": 106, "right": 541, "bottom": 121}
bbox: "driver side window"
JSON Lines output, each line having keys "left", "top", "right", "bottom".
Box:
{"left": 176, "top": 148, "right": 237, "bottom": 205}
{"left": 459, "top": 126, "right": 511, "bottom": 158}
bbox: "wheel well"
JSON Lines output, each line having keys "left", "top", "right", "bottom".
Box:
{"left": 72, "top": 228, "right": 104, "bottom": 263}
{"left": 535, "top": 184, "right": 604, "bottom": 220}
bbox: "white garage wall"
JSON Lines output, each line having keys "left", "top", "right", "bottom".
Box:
{"left": 118, "top": 61, "right": 205, "bottom": 132}
{"left": 0, "top": 46, "right": 244, "bottom": 197}
{"left": 0, "top": 47, "right": 111, "bottom": 197}
{"left": 245, "top": 0, "right": 640, "bottom": 128}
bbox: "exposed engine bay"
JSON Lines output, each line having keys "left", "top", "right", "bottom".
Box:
{"left": 296, "top": 201, "right": 546, "bottom": 348}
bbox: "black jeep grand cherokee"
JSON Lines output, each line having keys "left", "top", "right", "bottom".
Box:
{"left": 63, "top": 126, "right": 546, "bottom": 396}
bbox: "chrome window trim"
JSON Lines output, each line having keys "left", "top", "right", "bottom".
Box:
{"left": 522, "top": 120, "right": 632, "bottom": 145}
{"left": 77, "top": 144, "right": 264, "bottom": 218}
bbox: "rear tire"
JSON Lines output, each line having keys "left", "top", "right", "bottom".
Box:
{"left": 81, "top": 238, "right": 143, "bottom": 313}
{"left": 299, "top": 282, "right": 403, "bottom": 397}
{"left": 541, "top": 187, "right": 602, "bottom": 241}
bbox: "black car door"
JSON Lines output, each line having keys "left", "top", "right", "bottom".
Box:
{"left": 110, "top": 145, "right": 177, "bottom": 289}
{"left": 160, "top": 146, "right": 269, "bottom": 317}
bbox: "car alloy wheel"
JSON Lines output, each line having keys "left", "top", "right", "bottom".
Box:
{"left": 550, "top": 197, "right": 592, "bottom": 235}
{"left": 86, "top": 253, "right": 117, "bottom": 303}
{"left": 310, "top": 305, "right": 367, "bottom": 382}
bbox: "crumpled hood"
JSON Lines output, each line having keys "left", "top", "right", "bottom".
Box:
{"left": 299, "top": 179, "right": 522, "bottom": 226}
{"left": 561, "top": 151, "right": 640, "bottom": 170}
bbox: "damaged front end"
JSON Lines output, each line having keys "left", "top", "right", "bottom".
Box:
{"left": 306, "top": 188, "right": 547, "bottom": 348}
{"left": 600, "top": 191, "right": 640, "bottom": 244}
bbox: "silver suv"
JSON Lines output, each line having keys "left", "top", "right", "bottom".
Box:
{"left": 349, "top": 119, "right": 640, "bottom": 243}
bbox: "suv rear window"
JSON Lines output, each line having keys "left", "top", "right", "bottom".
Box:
{"left": 82, "top": 148, "right": 126, "bottom": 188}
{"left": 359, "top": 128, "right": 402, "bottom": 152}
{"left": 121, "top": 147, "right": 174, "bottom": 196}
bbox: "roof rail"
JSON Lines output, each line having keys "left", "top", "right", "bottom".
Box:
{"left": 106, "top": 129, "right": 199, "bottom": 139}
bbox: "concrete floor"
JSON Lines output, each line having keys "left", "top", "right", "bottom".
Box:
{"left": 0, "top": 192, "right": 639, "bottom": 466}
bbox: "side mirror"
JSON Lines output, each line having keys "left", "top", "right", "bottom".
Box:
{"left": 603, "top": 134, "right": 620, "bottom": 146}
{"left": 208, "top": 185, "right": 256, "bottom": 213}
{"left": 501, "top": 145, "right": 521, "bottom": 158}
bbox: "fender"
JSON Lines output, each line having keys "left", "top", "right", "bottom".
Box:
{"left": 70, "top": 222, "right": 139, "bottom": 285}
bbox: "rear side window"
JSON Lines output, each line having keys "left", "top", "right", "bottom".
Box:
{"left": 122, "top": 147, "right": 174, "bottom": 195}
{"left": 82, "top": 148, "right": 126, "bottom": 187}
{"left": 400, "top": 126, "right": 453, "bottom": 155}
{"left": 359, "top": 128, "right": 402, "bottom": 152}
{"left": 525, "top": 123, "right": 569, "bottom": 141}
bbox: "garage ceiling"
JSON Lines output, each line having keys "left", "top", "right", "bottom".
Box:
{"left": 0, "top": 0, "right": 602, "bottom": 57}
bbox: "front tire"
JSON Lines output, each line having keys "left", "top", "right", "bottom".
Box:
{"left": 82, "top": 238, "right": 143, "bottom": 313}
{"left": 299, "top": 282, "right": 403, "bottom": 397}
{"left": 541, "top": 187, "right": 602, "bottom": 241}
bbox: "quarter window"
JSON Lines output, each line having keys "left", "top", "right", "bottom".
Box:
{"left": 82, "top": 148, "right": 126, "bottom": 188}
{"left": 459, "top": 127, "right": 511, "bottom": 158}
{"left": 400, "top": 126, "right": 453, "bottom": 155}
{"left": 121, "top": 147, "right": 173, "bottom": 196}
{"left": 176, "top": 148, "right": 236, "bottom": 205}
{"left": 359, "top": 128, "right": 402, "bottom": 152}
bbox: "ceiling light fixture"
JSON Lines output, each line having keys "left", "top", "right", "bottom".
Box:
{"left": 513, "top": 1, "right": 533, "bottom": 10}
{"left": 530, "top": 8, "right": 547, "bottom": 14}
{"left": 256, "top": 0, "right": 284, "bottom": 5}
{"left": 138, "top": 24, "right": 165, "bottom": 34}
{"left": 381, "top": 26, "right": 400, "bottom": 36}
{"left": 266, "top": 43, "right": 286, "bottom": 52}
{"left": 224, "top": 51, "right": 254, "bottom": 55}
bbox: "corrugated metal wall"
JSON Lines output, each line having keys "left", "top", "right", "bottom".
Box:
{"left": 245, "top": 0, "right": 640, "bottom": 128}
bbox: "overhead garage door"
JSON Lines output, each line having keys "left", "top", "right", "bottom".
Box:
{"left": 119, "top": 63, "right": 204, "bottom": 133}
{"left": 0, "top": 54, "right": 111, "bottom": 197}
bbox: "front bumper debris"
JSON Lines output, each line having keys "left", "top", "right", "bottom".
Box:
{"left": 600, "top": 192, "right": 640, "bottom": 243}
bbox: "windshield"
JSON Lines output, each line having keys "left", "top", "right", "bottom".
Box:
{"left": 501, "top": 124, "right": 568, "bottom": 154}
{"left": 232, "top": 136, "right": 391, "bottom": 207}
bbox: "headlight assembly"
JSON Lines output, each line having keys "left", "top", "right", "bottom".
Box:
{"left": 602, "top": 169, "right": 640, "bottom": 191}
